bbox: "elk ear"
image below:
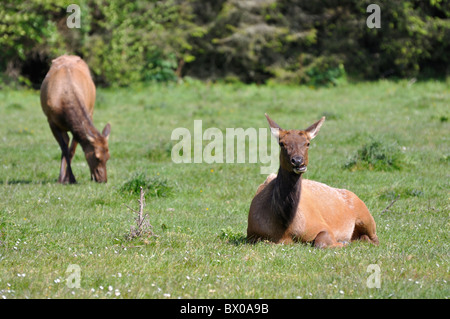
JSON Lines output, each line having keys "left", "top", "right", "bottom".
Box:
{"left": 305, "top": 116, "right": 325, "bottom": 140}
{"left": 265, "top": 113, "right": 283, "bottom": 139}
{"left": 102, "top": 123, "right": 111, "bottom": 140}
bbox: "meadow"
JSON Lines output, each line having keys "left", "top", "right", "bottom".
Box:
{"left": 0, "top": 79, "right": 448, "bottom": 299}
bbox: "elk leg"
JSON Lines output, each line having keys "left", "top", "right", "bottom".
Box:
{"left": 49, "top": 124, "right": 76, "bottom": 184}
{"left": 68, "top": 138, "right": 78, "bottom": 161}
{"left": 313, "top": 230, "right": 343, "bottom": 248}
{"left": 351, "top": 218, "right": 379, "bottom": 245}
{"left": 65, "top": 138, "right": 78, "bottom": 183}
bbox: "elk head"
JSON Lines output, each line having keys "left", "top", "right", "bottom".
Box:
{"left": 85, "top": 123, "right": 111, "bottom": 183}
{"left": 266, "top": 114, "right": 325, "bottom": 175}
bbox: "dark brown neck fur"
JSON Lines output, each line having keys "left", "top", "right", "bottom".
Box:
{"left": 63, "top": 94, "right": 99, "bottom": 151}
{"left": 271, "top": 168, "right": 302, "bottom": 228}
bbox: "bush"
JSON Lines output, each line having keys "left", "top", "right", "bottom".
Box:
{"left": 120, "top": 172, "right": 173, "bottom": 198}
{"left": 305, "top": 57, "right": 347, "bottom": 87}
{"left": 344, "top": 139, "right": 406, "bottom": 171}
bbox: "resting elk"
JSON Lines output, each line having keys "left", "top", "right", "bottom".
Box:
{"left": 247, "top": 114, "right": 379, "bottom": 248}
{"left": 40, "top": 55, "right": 111, "bottom": 183}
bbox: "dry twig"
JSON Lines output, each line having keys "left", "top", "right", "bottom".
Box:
{"left": 125, "top": 187, "right": 157, "bottom": 240}
{"left": 381, "top": 194, "right": 400, "bottom": 214}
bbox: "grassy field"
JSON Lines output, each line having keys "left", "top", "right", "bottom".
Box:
{"left": 0, "top": 79, "right": 449, "bottom": 299}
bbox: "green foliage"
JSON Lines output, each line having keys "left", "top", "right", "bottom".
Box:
{"left": 120, "top": 172, "right": 173, "bottom": 198}
{"left": 305, "top": 58, "right": 347, "bottom": 87}
{"left": 0, "top": 0, "right": 448, "bottom": 87}
{"left": 81, "top": 0, "right": 188, "bottom": 86}
{"left": 218, "top": 226, "right": 247, "bottom": 245}
{"left": 185, "top": 0, "right": 449, "bottom": 83}
{"left": 357, "top": 1, "right": 450, "bottom": 79}
{"left": 0, "top": 0, "right": 190, "bottom": 87}
{"left": 142, "top": 52, "right": 178, "bottom": 83}
{"left": 0, "top": 1, "right": 62, "bottom": 59}
{"left": 344, "top": 139, "right": 406, "bottom": 171}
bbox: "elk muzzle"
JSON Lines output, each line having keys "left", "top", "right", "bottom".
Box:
{"left": 91, "top": 166, "right": 107, "bottom": 183}
{"left": 291, "top": 156, "right": 307, "bottom": 174}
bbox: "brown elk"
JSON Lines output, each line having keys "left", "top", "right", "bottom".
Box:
{"left": 247, "top": 114, "right": 378, "bottom": 248}
{"left": 40, "top": 55, "right": 111, "bottom": 183}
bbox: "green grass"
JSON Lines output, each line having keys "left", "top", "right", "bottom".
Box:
{"left": 0, "top": 79, "right": 449, "bottom": 299}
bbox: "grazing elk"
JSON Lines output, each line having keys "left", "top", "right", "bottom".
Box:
{"left": 247, "top": 114, "right": 378, "bottom": 248}
{"left": 40, "top": 55, "right": 111, "bottom": 183}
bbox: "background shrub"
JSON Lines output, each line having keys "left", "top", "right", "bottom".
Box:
{"left": 344, "top": 139, "right": 406, "bottom": 171}
{"left": 0, "top": 0, "right": 448, "bottom": 87}
{"left": 120, "top": 172, "right": 174, "bottom": 198}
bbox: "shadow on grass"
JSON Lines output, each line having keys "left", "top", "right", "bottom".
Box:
{"left": 1, "top": 178, "right": 57, "bottom": 185}
{"left": 224, "top": 234, "right": 249, "bottom": 246}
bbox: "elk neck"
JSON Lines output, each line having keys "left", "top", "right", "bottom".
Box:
{"left": 271, "top": 167, "right": 303, "bottom": 228}
{"left": 65, "top": 96, "right": 99, "bottom": 151}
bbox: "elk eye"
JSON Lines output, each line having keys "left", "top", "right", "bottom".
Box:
{"left": 279, "top": 142, "right": 284, "bottom": 147}
{"left": 306, "top": 142, "right": 310, "bottom": 147}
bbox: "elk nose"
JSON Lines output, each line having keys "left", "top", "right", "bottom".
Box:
{"left": 291, "top": 156, "right": 304, "bottom": 166}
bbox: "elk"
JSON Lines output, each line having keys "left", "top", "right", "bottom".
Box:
{"left": 247, "top": 114, "right": 378, "bottom": 248}
{"left": 40, "top": 55, "right": 111, "bottom": 183}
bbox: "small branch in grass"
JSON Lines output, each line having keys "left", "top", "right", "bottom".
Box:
{"left": 125, "top": 186, "right": 157, "bottom": 240}
{"left": 381, "top": 194, "right": 400, "bottom": 214}
{"left": 123, "top": 203, "right": 138, "bottom": 214}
